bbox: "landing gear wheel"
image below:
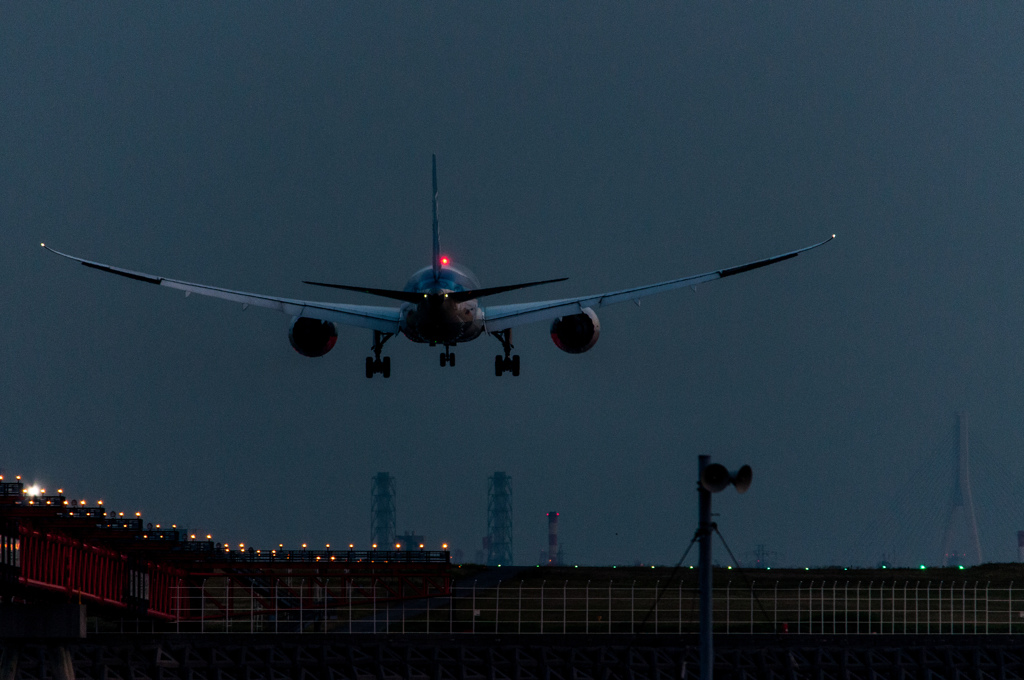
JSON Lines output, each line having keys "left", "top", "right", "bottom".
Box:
{"left": 367, "top": 331, "right": 395, "bottom": 379}
{"left": 511, "top": 355, "right": 520, "bottom": 377}
{"left": 495, "top": 355, "right": 504, "bottom": 377}
{"left": 440, "top": 353, "right": 447, "bottom": 367}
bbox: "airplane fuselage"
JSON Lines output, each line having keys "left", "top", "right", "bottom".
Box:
{"left": 398, "top": 265, "right": 486, "bottom": 344}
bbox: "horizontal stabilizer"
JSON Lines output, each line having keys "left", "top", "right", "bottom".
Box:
{"left": 446, "top": 277, "right": 568, "bottom": 302}
{"left": 301, "top": 281, "right": 425, "bottom": 303}
{"left": 302, "top": 277, "right": 568, "bottom": 303}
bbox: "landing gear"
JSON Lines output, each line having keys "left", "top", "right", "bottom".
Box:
{"left": 365, "top": 331, "right": 394, "bottom": 379}
{"left": 491, "top": 330, "right": 520, "bottom": 377}
{"left": 439, "top": 346, "right": 456, "bottom": 367}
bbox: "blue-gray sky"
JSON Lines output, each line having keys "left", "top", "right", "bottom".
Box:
{"left": 3, "top": 3, "right": 1024, "bottom": 567}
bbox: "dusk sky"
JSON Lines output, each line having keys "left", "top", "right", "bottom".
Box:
{"left": 3, "top": 3, "right": 1024, "bottom": 568}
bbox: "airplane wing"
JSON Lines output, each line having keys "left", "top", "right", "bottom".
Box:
{"left": 42, "top": 245, "right": 402, "bottom": 333}
{"left": 481, "top": 235, "right": 834, "bottom": 332}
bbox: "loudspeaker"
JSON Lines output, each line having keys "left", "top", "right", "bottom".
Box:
{"left": 700, "top": 463, "right": 752, "bottom": 494}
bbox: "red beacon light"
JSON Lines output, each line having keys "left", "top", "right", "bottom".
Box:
{"left": 440, "top": 256, "right": 450, "bottom": 266}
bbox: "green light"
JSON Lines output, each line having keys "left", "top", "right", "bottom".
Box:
{"left": 958, "top": 565, "right": 964, "bottom": 570}
{"left": 920, "top": 565, "right": 926, "bottom": 570}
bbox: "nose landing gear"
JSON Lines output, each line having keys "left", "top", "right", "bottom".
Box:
{"left": 491, "top": 329, "right": 520, "bottom": 377}
{"left": 439, "top": 346, "right": 456, "bottom": 367}
{"left": 366, "top": 331, "right": 394, "bottom": 379}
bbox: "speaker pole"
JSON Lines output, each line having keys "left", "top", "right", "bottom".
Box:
{"left": 698, "top": 454, "right": 713, "bottom": 680}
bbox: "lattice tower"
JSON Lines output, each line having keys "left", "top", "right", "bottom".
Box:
{"left": 941, "top": 411, "right": 983, "bottom": 566}
{"left": 371, "top": 472, "right": 396, "bottom": 549}
{"left": 487, "top": 472, "right": 513, "bottom": 565}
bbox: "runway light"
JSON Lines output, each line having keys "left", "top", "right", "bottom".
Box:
{"left": 349, "top": 544, "right": 354, "bottom": 549}
{"left": 442, "top": 543, "right": 448, "bottom": 550}
{"left": 920, "top": 565, "right": 927, "bottom": 570}
{"left": 959, "top": 565, "right": 965, "bottom": 570}
{"left": 135, "top": 512, "right": 141, "bottom": 517}
{"left": 302, "top": 543, "right": 307, "bottom": 549}
{"left": 207, "top": 535, "right": 212, "bottom": 540}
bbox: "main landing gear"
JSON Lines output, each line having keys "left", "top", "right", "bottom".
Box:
{"left": 492, "top": 329, "right": 520, "bottom": 377}
{"left": 366, "top": 331, "right": 394, "bottom": 379}
{"left": 439, "top": 345, "right": 456, "bottom": 367}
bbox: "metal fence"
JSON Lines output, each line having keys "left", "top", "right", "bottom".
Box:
{"left": 105, "top": 579, "right": 1024, "bottom": 635}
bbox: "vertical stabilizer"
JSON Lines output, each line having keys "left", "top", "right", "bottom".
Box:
{"left": 432, "top": 154, "right": 440, "bottom": 281}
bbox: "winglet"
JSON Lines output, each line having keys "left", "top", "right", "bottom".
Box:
{"left": 431, "top": 154, "right": 440, "bottom": 281}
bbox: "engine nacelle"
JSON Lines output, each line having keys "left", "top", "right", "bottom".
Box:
{"left": 288, "top": 317, "right": 338, "bottom": 357}
{"left": 550, "top": 307, "right": 600, "bottom": 354}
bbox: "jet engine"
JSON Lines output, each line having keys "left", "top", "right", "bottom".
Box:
{"left": 288, "top": 316, "right": 338, "bottom": 357}
{"left": 550, "top": 307, "right": 600, "bottom": 354}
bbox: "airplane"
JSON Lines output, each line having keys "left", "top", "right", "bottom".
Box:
{"left": 43, "top": 155, "right": 833, "bottom": 379}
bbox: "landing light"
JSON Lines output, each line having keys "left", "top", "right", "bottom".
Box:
{"left": 25, "top": 485, "right": 41, "bottom": 496}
